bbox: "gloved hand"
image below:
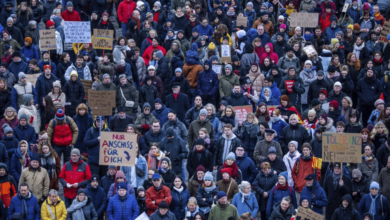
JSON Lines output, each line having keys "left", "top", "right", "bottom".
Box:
{"left": 141, "top": 124, "right": 150, "bottom": 131}
{"left": 371, "top": 115, "right": 377, "bottom": 122}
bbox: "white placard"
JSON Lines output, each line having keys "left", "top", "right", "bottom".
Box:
{"left": 64, "top": 21, "right": 91, "bottom": 43}
{"left": 212, "top": 65, "right": 222, "bottom": 74}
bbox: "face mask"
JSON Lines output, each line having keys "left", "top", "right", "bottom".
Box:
{"left": 331, "top": 24, "right": 336, "bottom": 28}
{"left": 353, "top": 5, "right": 357, "bottom": 9}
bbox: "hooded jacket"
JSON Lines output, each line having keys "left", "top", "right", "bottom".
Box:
{"left": 41, "top": 196, "right": 67, "bottom": 220}
{"left": 197, "top": 59, "right": 219, "bottom": 97}
{"left": 331, "top": 194, "right": 363, "bottom": 220}
{"left": 301, "top": 182, "right": 328, "bottom": 214}
{"left": 260, "top": 43, "right": 279, "bottom": 65}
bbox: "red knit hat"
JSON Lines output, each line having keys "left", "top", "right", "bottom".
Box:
{"left": 46, "top": 20, "right": 55, "bottom": 28}
{"left": 329, "top": 100, "right": 339, "bottom": 109}
{"left": 44, "top": 65, "right": 51, "bottom": 71}
{"left": 220, "top": 168, "right": 233, "bottom": 176}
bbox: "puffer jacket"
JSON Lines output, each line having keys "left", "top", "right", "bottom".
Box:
{"left": 8, "top": 191, "right": 40, "bottom": 220}
{"left": 59, "top": 158, "right": 92, "bottom": 199}
{"left": 197, "top": 59, "right": 219, "bottom": 97}
{"left": 170, "top": 185, "right": 191, "bottom": 220}
{"left": 252, "top": 169, "right": 278, "bottom": 211}
{"left": 247, "top": 64, "right": 265, "bottom": 94}
{"left": 13, "top": 123, "right": 36, "bottom": 144}
{"left": 299, "top": 69, "right": 317, "bottom": 105}
{"left": 41, "top": 196, "right": 67, "bottom": 220}
{"left": 266, "top": 186, "right": 297, "bottom": 218}
{"left": 152, "top": 105, "right": 170, "bottom": 126}
{"left": 47, "top": 116, "right": 79, "bottom": 147}
{"left": 145, "top": 184, "right": 172, "bottom": 216}
{"left": 64, "top": 63, "right": 92, "bottom": 81}
{"left": 268, "top": 202, "right": 296, "bottom": 220}
{"left": 161, "top": 118, "right": 187, "bottom": 143}
{"left": 358, "top": 193, "right": 389, "bottom": 220}
{"left": 219, "top": 73, "right": 239, "bottom": 99}
{"left": 301, "top": 183, "right": 328, "bottom": 214}
{"left": 97, "top": 60, "right": 116, "bottom": 80}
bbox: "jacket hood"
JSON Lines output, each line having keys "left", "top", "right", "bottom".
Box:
{"left": 191, "top": 43, "right": 198, "bottom": 51}
{"left": 363, "top": 213, "right": 374, "bottom": 220}
{"left": 340, "top": 194, "right": 353, "bottom": 209}
{"left": 322, "top": 117, "right": 334, "bottom": 130}
{"left": 52, "top": 16, "right": 62, "bottom": 28}
{"left": 261, "top": 87, "right": 272, "bottom": 100}
{"left": 204, "top": 59, "right": 212, "bottom": 68}
{"left": 266, "top": 43, "right": 274, "bottom": 54}
{"left": 244, "top": 44, "right": 254, "bottom": 54}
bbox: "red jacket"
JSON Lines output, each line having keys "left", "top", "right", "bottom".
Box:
{"left": 59, "top": 159, "right": 91, "bottom": 199}
{"left": 319, "top": 12, "right": 335, "bottom": 32}
{"left": 145, "top": 185, "right": 172, "bottom": 216}
{"left": 142, "top": 45, "right": 167, "bottom": 66}
{"left": 117, "top": 0, "right": 136, "bottom": 23}
{"left": 61, "top": 10, "right": 81, "bottom": 21}
{"left": 291, "top": 155, "right": 321, "bottom": 192}
{"left": 318, "top": 2, "right": 336, "bottom": 19}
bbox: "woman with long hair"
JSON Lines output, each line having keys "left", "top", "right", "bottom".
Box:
{"left": 38, "top": 141, "right": 61, "bottom": 190}
{"left": 335, "top": 66, "right": 354, "bottom": 98}
{"left": 252, "top": 38, "right": 265, "bottom": 61}
{"left": 113, "top": 36, "right": 130, "bottom": 66}
{"left": 67, "top": 189, "right": 98, "bottom": 220}
{"left": 353, "top": 36, "right": 370, "bottom": 66}
{"left": 361, "top": 128, "right": 374, "bottom": 154}
{"left": 218, "top": 105, "right": 238, "bottom": 135}
{"left": 340, "top": 96, "right": 353, "bottom": 124}
{"left": 255, "top": 102, "right": 270, "bottom": 123}
{"left": 41, "top": 96, "right": 56, "bottom": 132}
{"left": 145, "top": 143, "right": 165, "bottom": 170}
{"left": 260, "top": 57, "right": 274, "bottom": 76}
{"left": 17, "top": 2, "right": 34, "bottom": 29}
{"left": 170, "top": 176, "right": 191, "bottom": 220}
{"left": 10, "top": 140, "right": 30, "bottom": 186}
{"left": 269, "top": 109, "right": 288, "bottom": 141}
{"left": 370, "top": 121, "right": 388, "bottom": 155}
{"left": 346, "top": 52, "right": 361, "bottom": 108}
{"left": 56, "top": 53, "right": 72, "bottom": 86}
{"left": 125, "top": 124, "right": 148, "bottom": 156}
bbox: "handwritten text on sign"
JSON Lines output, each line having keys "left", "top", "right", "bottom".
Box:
{"left": 322, "top": 133, "right": 362, "bottom": 163}
{"left": 99, "top": 132, "right": 138, "bottom": 166}
{"left": 93, "top": 29, "right": 114, "bottom": 50}
{"left": 233, "top": 105, "right": 252, "bottom": 126}
{"left": 289, "top": 13, "right": 319, "bottom": 28}
{"left": 88, "top": 90, "right": 116, "bottom": 116}
{"left": 39, "top": 30, "right": 56, "bottom": 50}
{"left": 379, "top": 21, "right": 390, "bottom": 43}
{"left": 64, "top": 21, "right": 91, "bottom": 43}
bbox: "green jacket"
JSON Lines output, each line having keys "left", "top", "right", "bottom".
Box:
{"left": 219, "top": 73, "right": 239, "bottom": 99}
{"left": 208, "top": 202, "right": 239, "bottom": 220}
{"left": 187, "top": 117, "right": 215, "bottom": 147}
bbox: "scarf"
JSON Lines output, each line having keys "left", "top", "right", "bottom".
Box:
{"left": 341, "top": 107, "right": 351, "bottom": 123}
{"left": 364, "top": 154, "right": 373, "bottom": 168}
{"left": 275, "top": 182, "right": 289, "bottom": 191}
{"left": 23, "top": 152, "right": 30, "bottom": 169}
{"left": 173, "top": 92, "right": 179, "bottom": 100}
{"left": 133, "top": 17, "right": 141, "bottom": 31}
{"left": 5, "top": 115, "right": 15, "bottom": 121}
{"left": 241, "top": 121, "right": 258, "bottom": 138}
{"left": 220, "top": 114, "right": 235, "bottom": 126}
{"left": 369, "top": 193, "right": 378, "bottom": 216}
{"left": 353, "top": 42, "right": 365, "bottom": 59}
{"left": 195, "top": 148, "right": 204, "bottom": 153}
{"left": 40, "top": 152, "right": 56, "bottom": 178}
{"left": 374, "top": 57, "right": 383, "bottom": 65}
{"left": 102, "top": 20, "right": 108, "bottom": 25}
{"left": 239, "top": 189, "right": 251, "bottom": 203}
{"left": 332, "top": 172, "right": 341, "bottom": 190}
{"left": 147, "top": 150, "right": 160, "bottom": 169}
{"left": 18, "top": 191, "right": 32, "bottom": 219}
{"left": 203, "top": 182, "right": 216, "bottom": 193}
{"left": 226, "top": 11, "right": 235, "bottom": 16}
{"left": 158, "top": 166, "right": 169, "bottom": 173}
{"left": 174, "top": 186, "right": 184, "bottom": 193}
{"left": 68, "top": 197, "right": 88, "bottom": 220}
{"left": 223, "top": 161, "right": 239, "bottom": 178}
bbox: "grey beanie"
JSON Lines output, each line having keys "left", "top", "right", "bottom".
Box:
{"left": 154, "top": 1, "right": 161, "bottom": 8}
{"left": 6, "top": 17, "right": 12, "bottom": 23}
{"left": 22, "top": 94, "right": 33, "bottom": 106}
{"left": 119, "top": 74, "right": 127, "bottom": 79}
{"left": 28, "top": 20, "right": 37, "bottom": 27}
{"left": 71, "top": 148, "right": 80, "bottom": 156}
{"left": 175, "top": 68, "right": 182, "bottom": 74}
{"left": 336, "top": 31, "right": 344, "bottom": 38}
{"left": 288, "top": 140, "right": 298, "bottom": 150}
{"left": 19, "top": 114, "right": 28, "bottom": 121}
{"left": 2, "top": 124, "right": 12, "bottom": 134}
{"left": 225, "top": 64, "right": 232, "bottom": 71}
{"left": 103, "top": 73, "right": 110, "bottom": 79}
{"left": 66, "top": 1, "right": 73, "bottom": 7}
{"left": 199, "top": 109, "right": 207, "bottom": 116}
{"left": 246, "top": 2, "right": 253, "bottom": 7}
{"left": 155, "top": 50, "right": 164, "bottom": 59}
{"left": 18, "top": 72, "right": 26, "bottom": 80}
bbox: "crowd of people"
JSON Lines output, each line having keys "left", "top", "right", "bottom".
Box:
{"left": 0, "top": 0, "right": 390, "bottom": 219}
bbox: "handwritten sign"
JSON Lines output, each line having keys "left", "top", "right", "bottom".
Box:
{"left": 80, "top": 79, "right": 93, "bottom": 100}
{"left": 322, "top": 133, "right": 362, "bottom": 163}
{"left": 289, "top": 13, "right": 319, "bottom": 28}
{"left": 285, "top": 80, "right": 294, "bottom": 93}
{"left": 88, "top": 90, "right": 116, "bottom": 116}
{"left": 221, "top": 45, "right": 231, "bottom": 63}
{"left": 64, "top": 21, "right": 91, "bottom": 43}
{"left": 99, "top": 132, "right": 138, "bottom": 166}
{"left": 39, "top": 30, "right": 56, "bottom": 51}
{"left": 93, "top": 29, "right": 114, "bottom": 50}
{"left": 26, "top": 73, "right": 41, "bottom": 87}
{"left": 212, "top": 65, "right": 221, "bottom": 79}
{"left": 233, "top": 105, "right": 252, "bottom": 125}
{"left": 303, "top": 45, "right": 317, "bottom": 57}
{"left": 236, "top": 16, "right": 247, "bottom": 27}
{"left": 295, "top": 207, "right": 325, "bottom": 220}
{"left": 342, "top": 3, "right": 349, "bottom": 12}
{"left": 379, "top": 21, "right": 390, "bottom": 43}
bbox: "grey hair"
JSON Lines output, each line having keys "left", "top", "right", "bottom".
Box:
{"left": 239, "top": 181, "right": 251, "bottom": 191}
{"left": 204, "top": 104, "right": 216, "bottom": 115}
{"left": 52, "top": 8, "right": 61, "bottom": 14}
{"left": 48, "top": 189, "right": 58, "bottom": 196}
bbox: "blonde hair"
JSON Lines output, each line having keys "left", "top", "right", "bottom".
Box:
{"left": 222, "top": 105, "right": 236, "bottom": 116}
{"left": 187, "top": 197, "right": 197, "bottom": 205}
{"left": 204, "top": 103, "right": 216, "bottom": 115}
{"left": 246, "top": 112, "right": 258, "bottom": 125}
{"left": 371, "top": 121, "right": 388, "bottom": 139}
{"left": 199, "top": 128, "right": 208, "bottom": 135}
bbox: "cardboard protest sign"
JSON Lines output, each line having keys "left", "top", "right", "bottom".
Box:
{"left": 379, "top": 21, "right": 390, "bottom": 43}
{"left": 80, "top": 79, "right": 93, "bottom": 100}
{"left": 289, "top": 13, "right": 319, "bottom": 28}
{"left": 212, "top": 65, "right": 222, "bottom": 79}
{"left": 99, "top": 132, "right": 138, "bottom": 166}
{"left": 303, "top": 45, "right": 317, "bottom": 57}
{"left": 88, "top": 90, "right": 116, "bottom": 116}
{"left": 295, "top": 207, "right": 325, "bottom": 220}
{"left": 26, "top": 73, "right": 41, "bottom": 87}
{"left": 221, "top": 45, "right": 231, "bottom": 63}
{"left": 233, "top": 105, "right": 252, "bottom": 125}
{"left": 322, "top": 133, "right": 362, "bottom": 163}
{"left": 236, "top": 17, "right": 247, "bottom": 27}
{"left": 267, "top": 105, "right": 279, "bottom": 115}
{"left": 64, "top": 21, "right": 91, "bottom": 43}
{"left": 342, "top": 3, "right": 349, "bottom": 12}
{"left": 93, "top": 29, "right": 114, "bottom": 50}
{"left": 285, "top": 80, "right": 294, "bottom": 93}
{"left": 39, "top": 30, "right": 56, "bottom": 51}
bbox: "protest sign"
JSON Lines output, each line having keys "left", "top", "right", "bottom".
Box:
{"left": 379, "top": 21, "right": 390, "bottom": 43}
{"left": 212, "top": 65, "right": 222, "bottom": 79}
{"left": 233, "top": 105, "right": 252, "bottom": 125}
{"left": 26, "top": 73, "right": 41, "bottom": 86}
{"left": 99, "top": 132, "right": 138, "bottom": 166}
{"left": 267, "top": 105, "right": 279, "bottom": 115}
{"left": 64, "top": 21, "right": 91, "bottom": 43}
{"left": 88, "top": 90, "right": 116, "bottom": 116}
{"left": 322, "top": 133, "right": 362, "bottom": 163}
{"left": 289, "top": 13, "right": 319, "bottom": 28}
{"left": 236, "top": 17, "right": 248, "bottom": 27}
{"left": 221, "top": 45, "right": 231, "bottom": 63}
{"left": 39, "top": 30, "right": 56, "bottom": 51}
{"left": 93, "top": 29, "right": 114, "bottom": 50}
{"left": 342, "top": 3, "right": 349, "bottom": 12}
{"left": 80, "top": 79, "right": 93, "bottom": 100}
{"left": 295, "top": 207, "right": 325, "bottom": 220}
{"left": 303, "top": 45, "right": 317, "bottom": 57}
{"left": 285, "top": 80, "right": 294, "bottom": 93}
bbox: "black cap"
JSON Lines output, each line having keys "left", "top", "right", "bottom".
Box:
{"left": 159, "top": 201, "right": 169, "bottom": 209}
{"left": 385, "top": 102, "right": 390, "bottom": 108}
{"left": 317, "top": 70, "right": 324, "bottom": 76}
{"left": 334, "top": 163, "right": 341, "bottom": 168}
{"left": 0, "top": 62, "right": 8, "bottom": 69}
{"left": 264, "top": 129, "right": 276, "bottom": 135}
{"left": 311, "top": 99, "right": 321, "bottom": 106}
{"left": 305, "top": 174, "right": 315, "bottom": 180}
{"left": 285, "top": 46, "right": 293, "bottom": 53}
{"left": 194, "top": 138, "right": 205, "bottom": 146}
{"left": 327, "top": 65, "right": 336, "bottom": 73}
{"left": 166, "top": 127, "right": 175, "bottom": 137}
{"left": 244, "top": 77, "right": 251, "bottom": 84}
{"left": 91, "top": 175, "right": 99, "bottom": 182}
{"left": 171, "top": 82, "right": 180, "bottom": 88}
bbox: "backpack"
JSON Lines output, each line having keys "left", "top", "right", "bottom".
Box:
{"left": 52, "top": 117, "right": 73, "bottom": 147}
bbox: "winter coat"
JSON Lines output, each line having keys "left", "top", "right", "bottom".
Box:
{"left": 19, "top": 166, "right": 50, "bottom": 201}
{"left": 64, "top": 63, "right": 92, "bottom": 81}
{"left": 144, "top": 130, "right": 165, "bottom": 147}
{"left": 301, "top": 183, "right": 328, "bottom": 214}
{"left": 57, "top": 61, "right": 71, "bottom": 86}
{"left": 152, "top": 105, "right": 170, "bottom": 127}
{"left": 208, "top": 201, "right": 239, "bottom": 220}
{"left": 219, "top": 74, "right": 239, "bottom": 99}
{"left": 159, "top": 135, "right": 188, "bottom": 175}
{"left": 169, "top": 186, "right": 191, "bottom": 220}
{"left": 134, "top": 113, "right": 156, "bottom": 132}
{"left": 307, "top": 78, "right": 333, "bottom": 104}
{"left": 299, "top": 69, "right": 317, "bottom": 105}
{"left": 97, "top": 60, "right": 116, "bottom": 80}
{"left": 0, "top": 72, "right": 16, "bottom": 90}
{"left": 214, "top": 133, "right": 242, "bottom": 166}
{"left": 332, "top": 194, "right": 361, "bottom": 220}
{"left": 61, "top": 9, "right": 81, "bottom": 21}
{"left": 278, "top": 74, "right": 305, "bottom": 113}
{"left": 377, "top": 144, "right": 390, "bottom": 171}
{"left": 266, "top": 185, "right": 297, "bottom": 218}
{"left": 63, "top": 79, "right": 85, "bottom": 117}
{"left": 247, "top": 66, "right": 265, "bottom": 94}
{"left": 324, "top": 173, "right": 352, "bottom": 220}
{"left": 252, "top": 169, "right": 278, "bottom": 211}
{"left": 41, "top": 196, "right": 67, "bottom": 220}
{"left": 11, "top": 82, "right": 37, "bottom": 111}
{"left": 35, "top": 73, "right": 59, "bottom": 107}
{"left": 235, "top": 153, "right": 257, "bottom": 183}
{"left": 269, "top": 118, "right": 288, "bottom": 142}
{"left": 21, "top": 45, "right": 39, "bottom": 61}
{"left": 145, "top": 184, "right": 172, "bottom": 216}
{"left": 140, "top": 84, "right": 158, "bottom": 110}
{"left": 13, "top": 123, "right": 36, "bottom": 144}
{"left": 184, "top": 106, "right": 204, "bottom": 128}
{"left": 357, "top": 155, "right": 379, "bottom": 182}
{"left": 231, "top": 191, "right": 259, "bottom": 218}
{"left": 165, "top": 93, "right": 190, "bottom": 123}
{"left": 187, "top": 149, "right": 213, "bottom": 178}
{"left": 216, "top": 178, "right": 238, "bottom": 202}
{"left": 83, "top": 186, "right": 106, "bottom": 219}
{"left": 278, "top": 124, "right": 311, "bottom": 153}
{"left": 260, "top": 157, "right": 287, "bottom": 175}
{"left": 282, "top": 150, "right": 301, "bottom": 187}
{"left": 8, "top": 191, "right": 40, "bottom": 220}
{"left": 269, "top": 203, "right": 296, "bottom": 220}
{"left": 197, "top": 60, "right": 219, "bottom": 97}
{"left": 351, "top": 175, "right": 370, "bottom": 204}
{"left": 358, "top": 193, "right": 389, "bottom": 220}
{"left": 357, "top": 76, "right": 382, "bottom": 106}
{"left": 277, "top": 54, "right": 301, "bottom": 76}
{"left": 253, "top": 140, "right": 283, "bottom": 165}
{"left": 47, "top": 116, "right": 79, "bottom": 147}
{"left": 72, "top": 113, "right": 94, "bottom": 152}
{"left": 116, "top": 82, "right": 139, "bottom": 116}
{"left": 59, "top": 159, "right": 92, "bottom": 199}
{"left": 291, "top": 155, "right": 321, "bottom": 193}
{"left": 161, "top": 118, "right": 187, "bottom": 143}
{"left": 84, "top": 123, "right": 110, "bottom": 165}
{"left": 107, "top": 181, "right": 135, "bottom": 200}
{"left": 187, "top": 117, "right": 215, "bottom": 147}
{"left": 9, "top": 147, "right": 26, "bottom": 186}
{"left": 227, "top": 92, "right": 248, "bottom": 106}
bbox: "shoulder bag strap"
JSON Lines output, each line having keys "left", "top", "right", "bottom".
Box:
{"left": 120, "top": 87, "right": 128, "bottom": 102}
{"left": 226, "top": 179, "right": 233, "bottom": 196}
{"left": 244, "top": 200, "right": 253, "bottom": 211}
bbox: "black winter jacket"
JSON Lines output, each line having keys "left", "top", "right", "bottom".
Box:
{"left": 140, "top": 84, "right": 158, "bottom": 111}
{"left": 42, "top": 0, "right": 56, "bottom": 23}
{"left": 31, "top": 4, "right": 42, "bottom": 23}
{"left": 186, "top": 149, "right": 213, "bottom": 178}
{"left": 159, "top": 136, "right": 189, "bottom": 175}
{"left": 157, "top": 57, "right": 172, "bottom": 102}
{"left": 323, "top": 173, "right": 352, "bottom": 220}
{"left": 63, "top": 79, "right": 85, "bottom": 117}
{"left": 214, "top": 135, "right": 242, "bottom": 166}
{"left": 252, "top": 169, "right": 278, "bottom": 211}
{"left": 109, "top": 114, "right": 134, "bottom": 132}
{"left": 227, "top": 92, "right": 248, "bottom": 107}
{"left": 0, "top": 88, "right": 11, "bottom": 118}
{"left": 351, "top": 175, "right": 370, "bottom": 204}
{"left": 357, "top": 76, "right": 382, "bottom": 106}
{"left": 165, "top": 93, "right": 190, "bottom": 122}
{"left": 184, "top": 106, "right": 203, "bottom": 127}
{"left": 278, "top": 124, "right": 311, "bottom": 153}
{"left": 331, "top": 194, "right": 361, "bottom": 220}
{"left": 307, "top": 78, "right": 333, "bottom": 104}
{"left": 260, "top": 157, "right": 286, "bottom": 175}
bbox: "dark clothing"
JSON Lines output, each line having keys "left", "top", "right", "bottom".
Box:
{"left": 278, "top": 124, "right": 311, "bottom": 153}
{"left": 351, "top": 175, "right": 370, "bottom": 205}
{"left": 109, "top": 115, "right": 134, "bottom": 132}
{"left": 260, "top": 157, "right": 286, "bottom": 175}
{"left": 184, "top": 106, "right": 203, "bottom": 128}
{"left": 63, "top": 79, "right": 85, "bottom": 117}
{"left": 186, "top": 149, "right": 213, "bottom": 178}
{"left": 214, "top": 135, "right": 242, "bottom": 166}
{"left": 227, "top": 92, "right": 248, "bottom": 106}
{"left": 84, "top": 184, "right": 107, "bottom": 220}
{"left": 72, "top": 113, "right": 94, "bottom": 154}
{"left": 331, "top": 194, "right": 361, "bottom": 220}
{"left": 252, "top": 170, "right": 278, "bottom": 211}
{"left": 323, "top": 173, "right": 352, "bottom": 220}
{"left": 165, "top": 93, "right": 190, "bottom": 123}
{"left": 159, "top": 136, "right": 189, "bottom": 175}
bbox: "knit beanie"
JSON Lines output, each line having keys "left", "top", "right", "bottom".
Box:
{"left": 279, "top": 171, "right": 288, "bottom": 181}
{"left": 370, "top": 181, "right": 379, "bottom": 190}
{"left": 226, "top": 152, "right": 236, "bottom": 161}
{"left": 204, "top": 171, "right": 213, "bottom": 181}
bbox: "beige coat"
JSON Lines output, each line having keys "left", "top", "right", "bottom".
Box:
{"left": 48, "top": 92, "right": 66, "bottom": 110}
{"left": 216, "top": 178, "right": 238, "bottom": 203}
{"left": 19, "top": 167, "right": 50, "bottom": 200}
{"left": 247, "top": 69, "right": 265, "bottom": 94}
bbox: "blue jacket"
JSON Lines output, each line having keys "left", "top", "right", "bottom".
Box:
{"left": 107, "top": 194, "right": 139, "bottom": 220}
{"left": 38, "top": 60, "right": 57, "bottom": 76}
{"left": 144, "top": 130, "right": 166, "bottom": 147}
{"left": 358, "top": 193, "right": 389, "bottom": 220}
{"left": 170, "top": 187, "right": 191, "bottom": 220}
{"left": 324, "top": 26, "right": 341, "bottom": 39}
{"left": 84, "top": 183, "right": 107, "bottom": 218}
{"left": 257, "top": 96, "right": 280, "bottom": 106}
{"left": 121, "top": 156, "right": 148, "bottom": 187}
{"left": 249, "top": 30, "right": 270, "bottom": 45}
{"left": 21, "top": 44, "right": 39, "bottom": 61}
{"left": 8, "top": 61, "right": 29, "bottom": 79}
{"left": 348, "top": 7, "right": 361, "bottom": 24}
{"left": 72, "top": 113, "right": 94, "bottom": 151}
{"left": 11, "top": 83, "right": 38, "bottom": 111}
{"left": 9, "top": 147, "right": 24, "bottom": 186}
{"left": 269, "top": 119, "right": 288, "bottom": 141}
{"left": 84, "top": 123, "right": 110, "bottom": 165}
{"left": 231, "top": 192, "right": 259, "bottom": 218}
{"left": 8, "top": 192, "right": 40, "bottom": 220}
{"left": 35, "top": 73, "right": 59, "bottom": 106}
{"left": 368, "top": 109, "right": 381, "bottom": 126}
{"left": 197, "top": 59, "right": 219, "bottom": 96}
{"left": 266, "top": 185, "right": 297, "bottom": 218}
{"left": 196, "top": 24, "right": 214, "bottom": 39}
{"left": 268, "top": 82, "right": 281, "bottom": 100}
{"left": 235, "top": 153, "right": 257, "bottom": 183}
{"left": 151, "top": 105, "right": 170, "bottom": 126}
{"left": 13, "top": 123, "right": 36, "bottom": 144}
{"left": 0, "top": 134, "right": 19, "bottom": 159}
{"left": 301, "top": 183, "right": 328, "bottom": 214}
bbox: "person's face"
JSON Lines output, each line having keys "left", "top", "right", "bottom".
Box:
{"left": 224, "top": 128, "right": 232, "bottom": 136}
{"left": 315, "top": 29, "right": 322, "bottom": 36}
{"left": 71, "top": 153, "right": 80, "bottom": 162}
{"left": 143, "top": 107, "right": 150, "bottom": 114}
{"left": 194, "top": 97, "right": 202, "bottom": 106}
{"left": 319, "top": 93, "right": 326, "bottom": 101}
{"left": 301, "top": 199, "right": 309, "bottom": 208}
{"left": 91, "top": 180, "right": 98, "bottom": 188}
{"left": 95, "top": 120, "right": 104, "bottom": 129}
{"left": 168, "top": 113, "right": 176, "bottom": 121}
{"left": 6, "top": 20, "right": 12, "bottom": 27}
{"left": 254, "top": 41, "right": 261, "bottom": 47}
{"left": 228, "top": 7, "right": 234, "bottom": 13}
{"left": 188, "top": 203, "right": 196, "bottom": 212}
{"left": 375, "top": 53, "right": 381, "bottom": 61}
{"left": 226, "top": 108, "right": 233, "bottom": 116}
{"left": 202, "top": 19, "right": 208, "bottom": 27}
{"left": 236, "top": 147, "right": 245, "bottom": 157}
{"left": 0, "top": 81, "right": 4, "bottom": 89}
{"left": 20, "top": 144, "right": 27, "bottom": 154}
{"left": 226, "top": 158, "right": 234, "bottom": 166}
{"left": 118, "top": 188, "right": 127, "bottom": 196}
{"left": 219, "top": 196, "right": 227, "bottom": 205}
{"left": 303, "top": 147, "right": 310, "bottom": 157}
{"left": 152, "top": 178, "right": 161, "bottom": 187}
{"left": 152, "top": 123, "right": 160, "bottom": 133}
{"left": 278, "top": 176, "right": 286, "bottom": 185}
{"left": 117, "top": 177, "right": 124, "bottom": 183}
{"left": 260, "top": 125, "right": 265, "bottom": 134}
{"left": 288, "top": 69, "right": 296, "bottom": 77}
{"left": 49, "top": 193, "right": 58, "bottom": 203}
{"left": 76, "top": 58, "right": 83, "bottom": 66}
{"left": 31, "top": 160, "right": 39, "bottom": 168}
{"left": 161, "top": 161, "right": 169, "bottom": 169}
{"left": 174, "top": 178, "right": 182, "bottom": 188}
{"left": 265, "top": 133, "right": 274, "bottom": 142}
{"left": 20, "top": 186, "right": 28, "bottom": 197}
{"left": 268, "top": 154, "right": 276, "bottom": 161}
{"left": 257, "top": 26, "right": 264, "bottom": 35}
{"left": 42, "top": 145, "right": 50, "bottom": 154}
{"left": 262, "top": 167, "right": 271, "bottom": 175}
{"left": 367, "top": 70, "right": 374, "bottom": 77}
{"left": 333, "top": 167, "right": 341, "bottom": 175}
{"left": 108, "top": 168, "right": 116, "bottom": 176}
{"left": 225, "top": 68, "right": 231, "bottom": 75}
{"left": 386, "top": 107, "right": 390, "bottom": 115}
{"left": 319, "top": 117, "right": 326, "bottom": 125}
{"left": 295, "top": 29, "right": 301, "bottom": 36}
{"left": 308, "top": 114, "right": 315, "bottom": 121}
{"left": 377, "top": 125, "right": 384, "bottom": 133}
{"left": 288, "top": 144, "right": 296, "bottom": 153}
{"left": 337, "top": 126, "right": 344, "bottom": 133}
{"left": 290, "top": 117, "right": 297, "bottom": 125}
{"left": 316, "top": 131, "right": 322, "bottom": 140}
{"left": 20, "top": 118, "right": 27, "bottom": 126}
{"left": 371, "top": 187, "right": 379, "bottom": 196}
{"left": 364, "top": 146, "right": 372, "bottom": 156}
{"left": 233, "top": 86, "right": 240, "bottom": 94}
{"left": 126, "top": 126, "right": 134, "bottom": 133}
{"left": 199, "top": 114, "right": 206, "bottom": 121}
{"left": 361, "top": 132, "right": 368, "bottom": 141}
{"left": 326, "top": 8, "right": 331, "bottom": 13}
